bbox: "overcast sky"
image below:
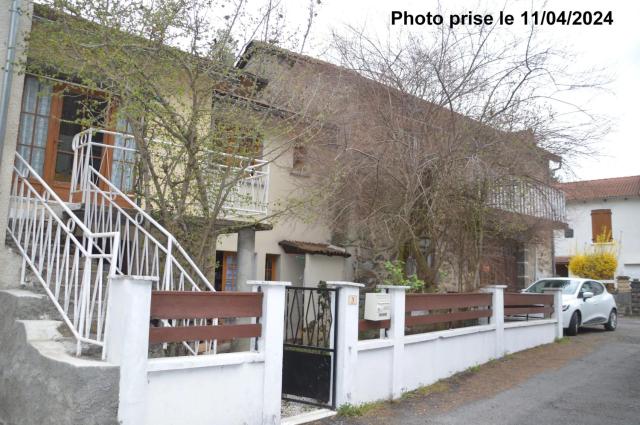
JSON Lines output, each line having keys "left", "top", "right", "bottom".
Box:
{"left": 278, "top": 0, "right": 639, "bottom": 182}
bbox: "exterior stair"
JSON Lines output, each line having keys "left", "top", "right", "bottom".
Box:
{"left": 0, "top": 252, "right": 119, "bottom": 425}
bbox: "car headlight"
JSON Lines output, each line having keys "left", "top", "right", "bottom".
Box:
{"left": 562, "top": 304, "right": 570, "bottom": 311}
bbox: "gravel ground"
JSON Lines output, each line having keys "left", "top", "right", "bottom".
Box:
{"left": 282, "top": 400, "right": 319, "bottom": 418}
{"left": 314, "top": 318, "right": 640, "bottom": 425}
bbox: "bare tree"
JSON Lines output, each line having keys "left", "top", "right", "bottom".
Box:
{"left": 289, "top": 21, "right": 611, "bottom": 291}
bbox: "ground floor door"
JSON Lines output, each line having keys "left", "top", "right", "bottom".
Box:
{"left": 282, "top": 285, "right": 339, "bottom": 408}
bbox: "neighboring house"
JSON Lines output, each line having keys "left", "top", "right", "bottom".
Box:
{"left": 235, "top": 41, "right": 566, "bottom": 291}
{"left": 555, "top": 175, "right": 640, "bottom": 279}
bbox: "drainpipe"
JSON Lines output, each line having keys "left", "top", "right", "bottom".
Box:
{"left": 0, "top": 0, "right": 23, "bottom": 164}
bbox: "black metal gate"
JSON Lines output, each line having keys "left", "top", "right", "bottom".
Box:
{"left": 282, "top": 285, "right": 338, "bottom": 408}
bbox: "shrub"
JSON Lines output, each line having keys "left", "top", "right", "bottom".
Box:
{"left": 568, "top": 252, "right": 617, "bottom": 280}
{"left": 383, "top": 260, "right": 425, "bottom": 292}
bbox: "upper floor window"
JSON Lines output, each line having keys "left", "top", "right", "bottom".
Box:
{"left": 17, "top": 76, "right": 52, "bottom": 175}
{"left": 591, "top": 209, "right": 613, "bottom": 242}
{"left": 292, "top": 145, "right": 307, "bottom": 174}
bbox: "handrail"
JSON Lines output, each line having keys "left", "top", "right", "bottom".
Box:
{"left": 8, "top": 153, "right": 120, "bottom": 355}
{"left": 71, "top": 129, "right": 216, "bottom": 292}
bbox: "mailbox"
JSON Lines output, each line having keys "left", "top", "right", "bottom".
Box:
{"left": 364, "top": 293, "right": 391, "bottom": 321}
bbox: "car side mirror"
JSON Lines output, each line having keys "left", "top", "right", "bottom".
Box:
{"left": 582, "top": 291, "right": 594, "bottom": 300}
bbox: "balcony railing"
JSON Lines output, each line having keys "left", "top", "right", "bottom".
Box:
{"left": 489, "top": 179, "right": 566, "bottom": 223}
{"left": 69, "top": 128, "right": 270, "bottom": 219}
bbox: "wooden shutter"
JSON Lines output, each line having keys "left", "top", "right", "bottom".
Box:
{"left": 591, "top": 209, "right": 612, "bottom": 242}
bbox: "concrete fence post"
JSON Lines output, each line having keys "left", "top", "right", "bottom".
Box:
{"left": 328, "top": 281, "right": 364, "bottom": 407}
{"left": 104, "top": 275, "right": 156, "bottom": 425}
{"left": 481, "top": 285, "right": 507, "bottom": 358}
{"left": 377, "top": 285, "right": 408, "bottom": 399}
{"left": 544, "top": 288, "right": 564, "bottom": 339}
{"left": 248, "top": 280, "right": 290, "bottom": 425}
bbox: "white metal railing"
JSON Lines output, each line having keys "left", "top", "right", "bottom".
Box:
{"left": 489, "top": 179, "right": 566, "bottom": 223}
{"left": 6, "top": 127, "right": 272, "bottom": 357}
{"left": 8, "top": 153, "right": 120, "bottom": 355}
{"left": 67, "top": 128, "right": 271, "bottom": 356}
{"left": 69, "top": 128, "right": 270, "bottom": 217}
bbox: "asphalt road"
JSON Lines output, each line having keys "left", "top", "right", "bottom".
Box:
{"left": 421, "top": 319, "right": 640, "bottom": 425}
{"left": 320, "top": 318, "right": 640, "bottom": 425}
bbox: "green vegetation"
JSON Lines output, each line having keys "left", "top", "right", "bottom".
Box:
{"left": 337, "top": 401, "right": 385, "bottom": 417}
{"left": 401, "top": 380, "right": 450, "bottom": 400}
{"left": 465, "top": 365, "right": 481, "bottom": 374}
{"left": 383, "top": 260, "right": 426, "bottom": 293}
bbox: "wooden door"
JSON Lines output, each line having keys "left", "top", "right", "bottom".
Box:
{"left": 44, "top": 84, "right": 114, "bottom": 200}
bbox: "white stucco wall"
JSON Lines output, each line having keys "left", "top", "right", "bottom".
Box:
{"left": 146, "top": 355, "right": 266, "bottom": 425}
{"left": 554, "top": 197, "right": 640, "bottom": 278}
{"left": 352, "top": 320, "right": 557, "bottom": 405}
{"left": 217, "top": 139, "right": 353, "bottom": 284}
{"left": 303, "top": 254, "right": 347, "bottom": 286}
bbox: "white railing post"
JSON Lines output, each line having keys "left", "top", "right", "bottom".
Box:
{"left": 247, "top": 280, "right": 290, "bottom": 425}
{"left": 377, "top": 285, "right": 408, "bottom": 399}
{"left": 481, "top": 285, "right": 506, "bottom": 358}
{"left": 104, "top": 275, "right": 156, "bottom": 425}
{"left": 327, "top": 281, "right": 364, "bottom": 407}
{"left": 544, "top": 288, "right": 564, "bottom": 339}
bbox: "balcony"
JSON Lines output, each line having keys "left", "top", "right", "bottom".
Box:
{"left": 70, "top": 129, "right": 270, "bottom": 220}
{"left": 489, "top": 179, "right": 566, "bottom": 223}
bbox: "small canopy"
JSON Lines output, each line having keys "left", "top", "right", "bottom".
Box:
{"left": 278, "top": 240, "right": 351, "bottom": 258}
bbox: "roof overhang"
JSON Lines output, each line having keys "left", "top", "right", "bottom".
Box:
{"left": 279, "top": 240, "right": 351, "bottom": 258}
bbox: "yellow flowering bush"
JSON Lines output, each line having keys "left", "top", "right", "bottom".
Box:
{"left": 569, "top": 252, "right": 617, "bottom": 280}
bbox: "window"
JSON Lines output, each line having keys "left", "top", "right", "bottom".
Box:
{"left": 55, "top": 89, "right": 109, "bottom": 182}
{"left": 292, "top": 145, "right": 307, "bottom": 173}
{"left": 265, "top": 254, "right": 279, "bottom": 281}
{"left": 111, "top": 118, "right": 137, "bottom": 192}
{"left": 564, "top": 228, "right": 574, "bottom": 238}
{"left": 590, "top": 281, "right": 604, "bottom": 296}
{"left": 17, "top": 76, "right": 52, "bottom": 175}
{"left": 579, "top": 281, "right": 594, "bottom": 297}
{"left": 591, "top": 209, "right": 612, "bottom": 242}
{"left": 526, "top": 279, "right": 578, "bottom": 295}
{"left": 217, "top": 251, "right": 237, "bottom": 291}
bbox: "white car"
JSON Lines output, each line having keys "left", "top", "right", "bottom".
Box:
{"left": 523, "top": 278, "right": 617, "bottom": 336}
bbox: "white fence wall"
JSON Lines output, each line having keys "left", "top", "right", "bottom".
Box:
{"left": 334, "top": 285, "right": 564, "bottom": 407}
{"left": 106, "top": 279, "right": 563, "bottom": 424}
{"left": 146, "top": 353, "right": 266, "bottom": 425}
{"left": 504, "top": 320, "right": 558, "bottom": 353}
{"left": 104, "top": 279, "right": 288, "bottom": 425}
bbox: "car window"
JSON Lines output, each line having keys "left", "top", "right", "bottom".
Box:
{"left": 590, "top": 282, "right": 604, "bottom": 295}
{"left": 579, "top": 282, "right": 594, "bottom": 297}
{"left": 526, "top": 279, "right": 578, "bottom": 295}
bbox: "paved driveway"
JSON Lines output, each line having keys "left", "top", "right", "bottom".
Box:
{"left": 317, "top": 318, "right": 640, "bottom": 425}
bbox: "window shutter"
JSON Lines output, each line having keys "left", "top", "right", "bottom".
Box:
{"left": 591, "top": 209, "right": 612, "bottom": 242}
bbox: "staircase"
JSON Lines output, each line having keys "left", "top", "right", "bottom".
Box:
{"left": 5, "top": 128, "right": 250, "bottom": 358}
{"left": 0, "top": 248, "right": 119, "bottom": 425}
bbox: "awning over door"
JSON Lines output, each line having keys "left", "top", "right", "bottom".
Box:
{"left": 278, "top": 240, "right": 351, "bottom": 258}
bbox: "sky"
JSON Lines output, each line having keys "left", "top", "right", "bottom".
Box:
{"left": 278, "top": 0, "right": 640, "bottom": 182}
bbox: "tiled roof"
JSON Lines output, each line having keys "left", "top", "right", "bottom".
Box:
{"left": 279, "top": 240, "right": 351, "bottom": 258}
{"left": 559, "top": 175, "right": 640, "bottom": 201}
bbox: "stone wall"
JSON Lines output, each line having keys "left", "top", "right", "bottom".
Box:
{"left": 631, "top": 280, "right": 640, "bottom": 316}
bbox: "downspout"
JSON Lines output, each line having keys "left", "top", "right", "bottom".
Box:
{"left": 550, "top": 158, "right": 563, "bottom": 277}
{"left": 0, "top": 0, "right": 23, "bottom": 164}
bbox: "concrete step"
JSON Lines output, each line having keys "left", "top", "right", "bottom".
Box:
{"left": 0, "top": 288, "right": 119, "bottom": 425}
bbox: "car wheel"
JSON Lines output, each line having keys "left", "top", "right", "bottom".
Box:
{"left": 604, "top": 309, "right": 617, "bottom": 331}
{"left": 566, "top": 311, "right": 580, "bottom": 336}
